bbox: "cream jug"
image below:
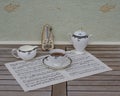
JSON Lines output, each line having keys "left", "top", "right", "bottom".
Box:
{"left": 11, "top": 45, "right": 38, "bottom": 60}
{"left": 71, "top": 30, "right": 90, "bottom": 54}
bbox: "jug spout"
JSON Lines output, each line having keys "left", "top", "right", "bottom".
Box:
{"left": 22, "top": 45, "right": 38, "bottom": 51}
{"left": 32, "top": 46, "right": 38, "bottom": 50}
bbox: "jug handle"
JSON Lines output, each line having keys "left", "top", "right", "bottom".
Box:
{"left": 11, "top": 49, "right": 20, "bottom": 58}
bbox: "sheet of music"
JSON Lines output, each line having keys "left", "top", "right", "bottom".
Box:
{"left": 5, "top": 51, "right": 112, "bottom": 92}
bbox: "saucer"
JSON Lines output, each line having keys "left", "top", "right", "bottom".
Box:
{"left": 42, "top": 56, "right": 72, "bottom": 69}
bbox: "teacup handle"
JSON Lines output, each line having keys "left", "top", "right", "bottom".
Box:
{"left": 11, "top": 49, "right": 20, "bottom": 58}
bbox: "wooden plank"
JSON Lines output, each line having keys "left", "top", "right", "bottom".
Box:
{"left": 0, "top": 75, "right": 14, "bottom": 80}
{"left": 0, "top": 85, "right": 51, "bottom": 91}
{"left": 0, "top": 58, "right": 19, "bottom": 62}
{"left": 0, "top": 91, "right": 51, "bottom": 96}
{"left": 65, "top": 45, "right": 120, "bottom": 51}
{"left": 96, "top": 58, "right": 120, "bottom": 62}
{"left": 103, "top": 61, "right": 120, "bottom": 66}
{"left": 68, "top": 92, "right": 120, "bottom": 96}
{"left": 75, "top": 75, "right": 120, "bottom": 80}
{"left": 68, "top": 80, "right": 120, "bottom": 86}
{"left": 0, "top": 80, "right": 18, "bottom": 85}
{"left": 88, "top": 51, "right": 120, "bottom": 54}
{"left": 100, "top": 70, "right": 120, "bottom": 75}
{"left": 51, "top": 82, "right": 67, "bottom": 96}
{"left": 68, "top": 86, "right": 120, "bottom": 91}
{"left": 0, "top": 71, "right": 11, "bottom": 75}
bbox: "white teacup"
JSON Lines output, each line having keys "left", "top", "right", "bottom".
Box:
{"left": 43, "top": 49, "right": 71, "bottom": 69}
{"left": 49, "top": 49, "right": 65, "bottom": 64}
{"left": 11, "top": 45, "right": 38, "bottom": 60}
{"left": 49, "top": 49, "right": 66, "bottom": 60}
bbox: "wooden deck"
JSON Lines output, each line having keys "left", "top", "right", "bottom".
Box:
{"left": 0, "top": 44, "right": 120, "bottom": 96}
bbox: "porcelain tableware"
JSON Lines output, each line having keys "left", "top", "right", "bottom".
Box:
{"left": 43, "top": 49, "right": 72, "bottom": 69}
{"left": 71, "top": 30, "right": 91, "bottom": 54}
{"left": 11, "top": 45, "right": 38, "bottom": 60}
{"left": 43, "top": 56, "right": 72, "bottom": 69}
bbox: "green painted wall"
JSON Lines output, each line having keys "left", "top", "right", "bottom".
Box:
{"left": 0, "top": 0, "right": 120, "bottom": 43}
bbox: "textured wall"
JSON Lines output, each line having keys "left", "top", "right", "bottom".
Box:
{"left": 0, "top": 0, "right": 120, "bottom": 43}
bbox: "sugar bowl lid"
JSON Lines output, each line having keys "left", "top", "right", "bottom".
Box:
{"left": 72, "top": 30, "right": 88, "bottom": 39}
{"left": 73, "top": 30, "right": 87, "bottom": 36}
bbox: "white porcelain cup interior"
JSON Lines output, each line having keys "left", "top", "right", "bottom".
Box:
{"left": 49, "top": 49, "right": 66, "bottom": 59}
